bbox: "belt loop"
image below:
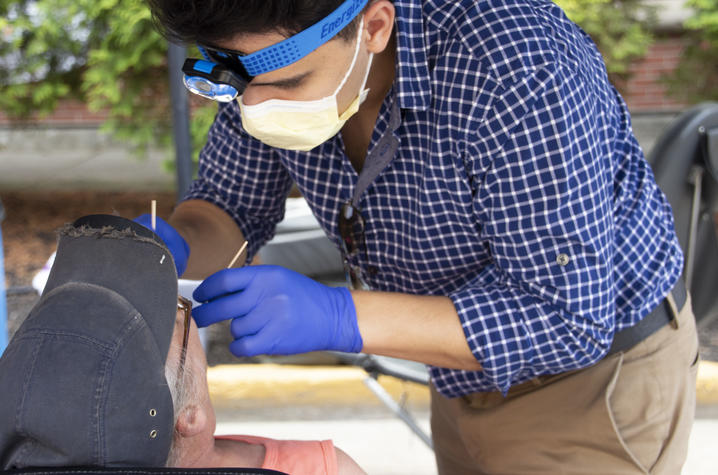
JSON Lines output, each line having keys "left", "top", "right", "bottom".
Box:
{"left": 666, "top": 292, "right": 680, "bottom": 329}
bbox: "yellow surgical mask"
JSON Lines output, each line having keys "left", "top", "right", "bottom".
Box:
{"left": 238, "top": 19, "right": 373, "bottom": 151}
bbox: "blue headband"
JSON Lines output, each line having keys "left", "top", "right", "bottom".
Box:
{"left": 207, "top": 0, "right": 368, "bottom": 77}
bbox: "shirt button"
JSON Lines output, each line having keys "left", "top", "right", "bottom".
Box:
{"left": 556, "top": 253, "right": 570, "bottom": 266}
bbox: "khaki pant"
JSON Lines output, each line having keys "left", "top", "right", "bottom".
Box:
{"left": 431, "top": 296, "right": 699, "bottom": 474}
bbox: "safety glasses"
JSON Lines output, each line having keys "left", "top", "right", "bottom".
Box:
{"left": 338, "top": 201, "right": 369, "bottom": 290}
{"left": 176, "top": 295, "right": 192, "bottom": 378}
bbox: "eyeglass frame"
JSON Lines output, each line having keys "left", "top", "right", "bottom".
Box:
{"left": 176, "top": 295, "right": 193, "bottom": 379}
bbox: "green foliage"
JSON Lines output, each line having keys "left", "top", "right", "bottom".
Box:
{"left": 1, "top": 0, "right": 657, "bottom": 163}
{"left": 554, "top": 0, "right": 655, "bottom": 81}
{"left": 0, "top": 0, "right": 214, "bottom": 161}
{"left": 664, "top": 0, "right": 718, "bottom": 102}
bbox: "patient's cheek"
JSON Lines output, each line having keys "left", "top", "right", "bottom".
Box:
{"left": 171, "top": 310, "right": 184, "bottom": 345}
{"left": 187, "top": 322, "right": 208, "bottom": 368}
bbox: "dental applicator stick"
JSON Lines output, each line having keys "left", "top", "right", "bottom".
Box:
{"left": 227, "top": 241, "right": 248, "bottom": 269}
{"left": 151, "top": 200, "right": 157, "bottom": 230}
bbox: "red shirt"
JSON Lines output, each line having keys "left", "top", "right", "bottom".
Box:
{"left": 216, "top": 435, "right": 338, "bottom": 475}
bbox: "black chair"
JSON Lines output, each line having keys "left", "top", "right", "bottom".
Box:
{"left": 647, "top": 102, "right": 718, "bottom": 323}
{"left": 4, "top": 469, "right": 286, "bottom": 475}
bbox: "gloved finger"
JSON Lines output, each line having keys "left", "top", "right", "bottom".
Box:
{"left": 152, "top": 216, "right": 190, "bottom": 269}
{"left": 135, "top": 214, "right": 180, "bottom": 246}
{"left": 229, "top": 313, "right": 267, "bottom": 340}
{"left": 193, "top": 266, "right": 262, "bottom": 303}
{"left": 229, "top": 333, "right": 275, "bottom": 358}
{"left": 192, "top": 288, "right": 259, "bottom": 328}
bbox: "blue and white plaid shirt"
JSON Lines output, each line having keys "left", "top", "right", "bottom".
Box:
{"left": 185, "top": 0, "right": 683, "bottom": 396}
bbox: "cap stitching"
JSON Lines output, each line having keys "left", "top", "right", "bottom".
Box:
{"left": 14, "top": 335, "right": 44, "bottom": 466}
{"left": 94, "top": 343, "right": 111, "bottom": 465}
{"left": 17, "top": 282, "right": 157, "bottom": 466}
{"left": 10, "top": 331, "right": 116, "bottom": 467}
{"left": 96, "top": 307, "right": 147, "bottom": 465}
{"left": 23, "top": 330, "right": 115, "bottom": 354}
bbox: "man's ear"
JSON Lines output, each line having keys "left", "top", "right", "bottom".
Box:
{"left": 364, "top": 0, "right": 395, "bottom": 54}
{"left": 175, "top": 404, "right": 207, "bottom": 438}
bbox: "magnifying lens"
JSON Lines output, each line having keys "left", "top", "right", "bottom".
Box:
{"left": 182, "top": 58, "right": 247, "bottom": 103}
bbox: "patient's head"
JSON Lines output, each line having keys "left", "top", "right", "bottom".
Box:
{"left": 0, "top": 214, "right": 183, "bottom": 470}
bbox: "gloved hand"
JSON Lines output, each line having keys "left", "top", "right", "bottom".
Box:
{"left": 192, "top": 265, "right": 363, "bottom": 357}
{"left": 134, "top": 214, "right": 190, "bottom": 277}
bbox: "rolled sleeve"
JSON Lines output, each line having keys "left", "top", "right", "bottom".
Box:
{"left": 447, "top": 62, "right": 617, "bottom": 394}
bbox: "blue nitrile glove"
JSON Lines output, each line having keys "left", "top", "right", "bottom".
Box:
{"left": 134, "top": 214, "right": 190, "bottom": 277}
{"left": 192, "top": 265, "right": 363, "bottom": 357}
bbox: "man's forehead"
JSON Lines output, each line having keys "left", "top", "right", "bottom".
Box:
{"left": 206, "top": 0, "right": 366, "bottom": 78}
{"left": 224, "top": 32, "right": 351, "bottom": 88}
{"left": 218, "top": 30, "right": 290, "bottom": 56}
{"left": 218, "top": 27, "right": 350, "bottom": 60}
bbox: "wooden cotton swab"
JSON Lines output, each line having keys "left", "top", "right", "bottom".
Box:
{"left": 151, "top": 200, "right": 157, "bottom": 230}
{"left": 226, "top": 241, "right": 248, "bottom": 269}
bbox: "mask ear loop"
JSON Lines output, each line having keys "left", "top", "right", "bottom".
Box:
{"left": 357, "top": 52, "right": 374, "bottom": 102}
{"left": 332, "top": 17, "right": 366, "bottom": 96}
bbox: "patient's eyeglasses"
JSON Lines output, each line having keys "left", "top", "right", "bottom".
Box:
{"left": 338, "top": 201, "right": 369, "bottom": 290}
{"left": 176, "top": 295, "right": 192, "bottom": 378}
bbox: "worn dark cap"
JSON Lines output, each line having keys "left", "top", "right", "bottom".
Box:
{"left": 0, "top": 214, "right": 178, "bottom": 469}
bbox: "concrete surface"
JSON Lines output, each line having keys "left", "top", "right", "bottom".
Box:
{"left": 206, "top": 361, "right": 718, "bottom": 415}
{"left": 0, "top": 126, "right": 174, "bottom": 191}
{"left": 0, "top": 113, "right": 678, "bottom": 192}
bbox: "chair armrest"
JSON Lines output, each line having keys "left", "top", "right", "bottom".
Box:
{"left": 702, "top": 125, "right": 718, "bottom": 183}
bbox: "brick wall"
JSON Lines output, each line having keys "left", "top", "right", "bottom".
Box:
{"left": 0, "top": 36, "right": 692, "bottom": 127}
{"left": 620, "top": 36, "right": 690, "bottom": 112}
{"left": 0, "top": 100, "right": 108, "bottom": 127}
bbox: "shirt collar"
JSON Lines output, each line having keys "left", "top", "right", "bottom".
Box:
{"left": 393, "top": 0, "right": 432, "bottom": 111}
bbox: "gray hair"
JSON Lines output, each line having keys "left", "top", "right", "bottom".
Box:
{"left": 163, "top": 342, "right": 202, "bottom": 466}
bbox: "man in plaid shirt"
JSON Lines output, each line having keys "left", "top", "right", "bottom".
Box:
{"left": 140, "top": 0, "right": 698, "bottom": 472}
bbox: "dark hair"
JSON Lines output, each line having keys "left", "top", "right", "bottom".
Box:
{"left": 146, "top": 0, "right": 362, "bottom": 47}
